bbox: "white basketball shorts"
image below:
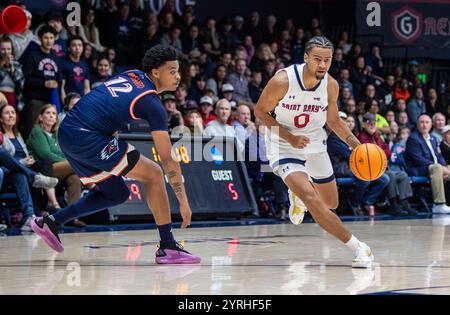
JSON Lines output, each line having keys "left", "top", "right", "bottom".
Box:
{"left": 270, "top": 151, "right": 335, "bottom": 183}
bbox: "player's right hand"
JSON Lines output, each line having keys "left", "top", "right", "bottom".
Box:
{"left": 179, "top": 202, "right": 192, "bottom": 228}
{"left": 287, "top": 134, "right": 310, "bottom": 149}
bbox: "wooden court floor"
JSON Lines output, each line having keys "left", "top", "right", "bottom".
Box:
{"left": 1, "top": 217, "right": 450, "bottom": 295}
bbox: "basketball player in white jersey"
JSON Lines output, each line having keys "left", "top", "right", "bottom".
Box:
{"left": 255, "top": 36, "right": 374, "bottom": 268}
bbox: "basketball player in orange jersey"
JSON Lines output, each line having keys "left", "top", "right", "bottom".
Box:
{"left": 255, "top": 36, "right": 374, "bottom": 268}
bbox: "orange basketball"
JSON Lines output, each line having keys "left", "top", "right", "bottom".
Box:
{"left": 349, "top": 143, "right": 387, "bottom": 181}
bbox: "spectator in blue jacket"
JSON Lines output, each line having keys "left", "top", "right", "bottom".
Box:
{"left": 327, "top": 112, "right": 390, "bottom": 215}
{"left": 405, "top": 114, "right": 450, "bottom": 213}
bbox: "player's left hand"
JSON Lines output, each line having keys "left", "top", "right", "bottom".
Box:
{"left": 179, "top": 202, "right": 192, "bottom": 228}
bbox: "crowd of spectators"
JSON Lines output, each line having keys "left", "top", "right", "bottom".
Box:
{"left": 1, "top": 0, "right": 450, "bottom": 232}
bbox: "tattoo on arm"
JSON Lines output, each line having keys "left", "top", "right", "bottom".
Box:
{"left": 172, "top": 182, "right": 183, "bottom": 194}
{"left": 346, "top": 134, "right": 360, "bottom": 150}
{"left": 167, "top": 170, "right": 177, "bottom": 179}
{"left": 166, "top": 170, "right": 185, "bottom": 198}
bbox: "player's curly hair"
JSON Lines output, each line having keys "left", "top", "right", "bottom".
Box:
{"left": 305, "top": 36, "right": 334, "bottom": 53}
{"left": 142, "top": 45, "right": 179, "bottom": 74}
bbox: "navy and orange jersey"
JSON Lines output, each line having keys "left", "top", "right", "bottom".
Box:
{"left": 65, "top": 69, "right": 168, "bottom": 135}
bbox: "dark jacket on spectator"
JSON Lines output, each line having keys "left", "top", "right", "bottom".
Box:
{"left": 249, "top": 56, "right": 269, "bottom": 73}
{"left": 329, "top": 59, "right": 346, "bottom": 80}
{"left": 404, "top": 130, "right": 446, "bottom": 176}
{"left": 248, "top": 81, "right": 262, "bottom": 103}
{"left": 219, "top": 30, "right": 239, "bottom": 50}
{"left": 349, "top": 67, "right": 370, "bottom": 101}
{"left": 364, "top": 53, "right": 384, "bottom": 77}
{"left": 378, "top": 83, "right": 395, "bottom": 108}
{"left": 23, "top": 49, "right": 61, "bottom": 102}
{"left": 182, "top": 36, "right": 204, "bottom": 55}
{"left": 245, "top": 25, "right": 263, "bottom": 47}
{"left": 440, "top": 141, "right": 450, "bottom": 165}
{"left": 426, "top": 98, "right": 445, "bottom": 117}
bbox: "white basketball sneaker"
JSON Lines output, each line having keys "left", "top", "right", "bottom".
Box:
{"left": 288, "top": 189, "right": 308, "bottom": 225}
{"left": 352, "top": 243, "right": 374, "bottom": 268}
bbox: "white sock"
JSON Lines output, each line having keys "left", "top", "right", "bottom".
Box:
{"left": 48, "top": 215, "right": 56, "bottom": 222}
{"left": 345, "top": 235, "right": 361, "bottom": 253}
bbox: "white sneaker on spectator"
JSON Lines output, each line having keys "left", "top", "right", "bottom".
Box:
{"left": 32, "top": 174, "right": 58, "bottom": 189}
{"left": 432, "top": 203, "right": 450, "bottom": 214}
{"left": 21, "top": 215, "right": 35, "bottom": 232}
{"left": 0, "top": 223, "right": 7, "bottom": 232}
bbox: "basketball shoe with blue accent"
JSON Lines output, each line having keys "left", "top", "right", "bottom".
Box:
{"left": 288, "top": 189, "right": 308, "bottom": 225}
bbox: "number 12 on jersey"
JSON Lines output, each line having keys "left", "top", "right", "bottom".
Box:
{"left": 105, "top": 77, "right": 133, "bottom": 97}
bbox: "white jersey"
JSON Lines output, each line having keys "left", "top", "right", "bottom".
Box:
{"left": 266, "top": 63, "right": 329, "bottom": 161}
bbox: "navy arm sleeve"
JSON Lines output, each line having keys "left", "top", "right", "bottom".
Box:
{"left": 133, "top": 93, "right": 169, "bottom": 132}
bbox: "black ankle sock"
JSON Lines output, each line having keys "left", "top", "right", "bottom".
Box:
{"left": 157, "top": 223, "right": 175, "bottom": 244}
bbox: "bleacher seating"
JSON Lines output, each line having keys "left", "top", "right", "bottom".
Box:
{"left": 336, "top": 176, "right": 432, "bottom": 213}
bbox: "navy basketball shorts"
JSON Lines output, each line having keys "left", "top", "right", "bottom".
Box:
{"left": 58, "top": 122, "right": 140, "bottom": 186}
